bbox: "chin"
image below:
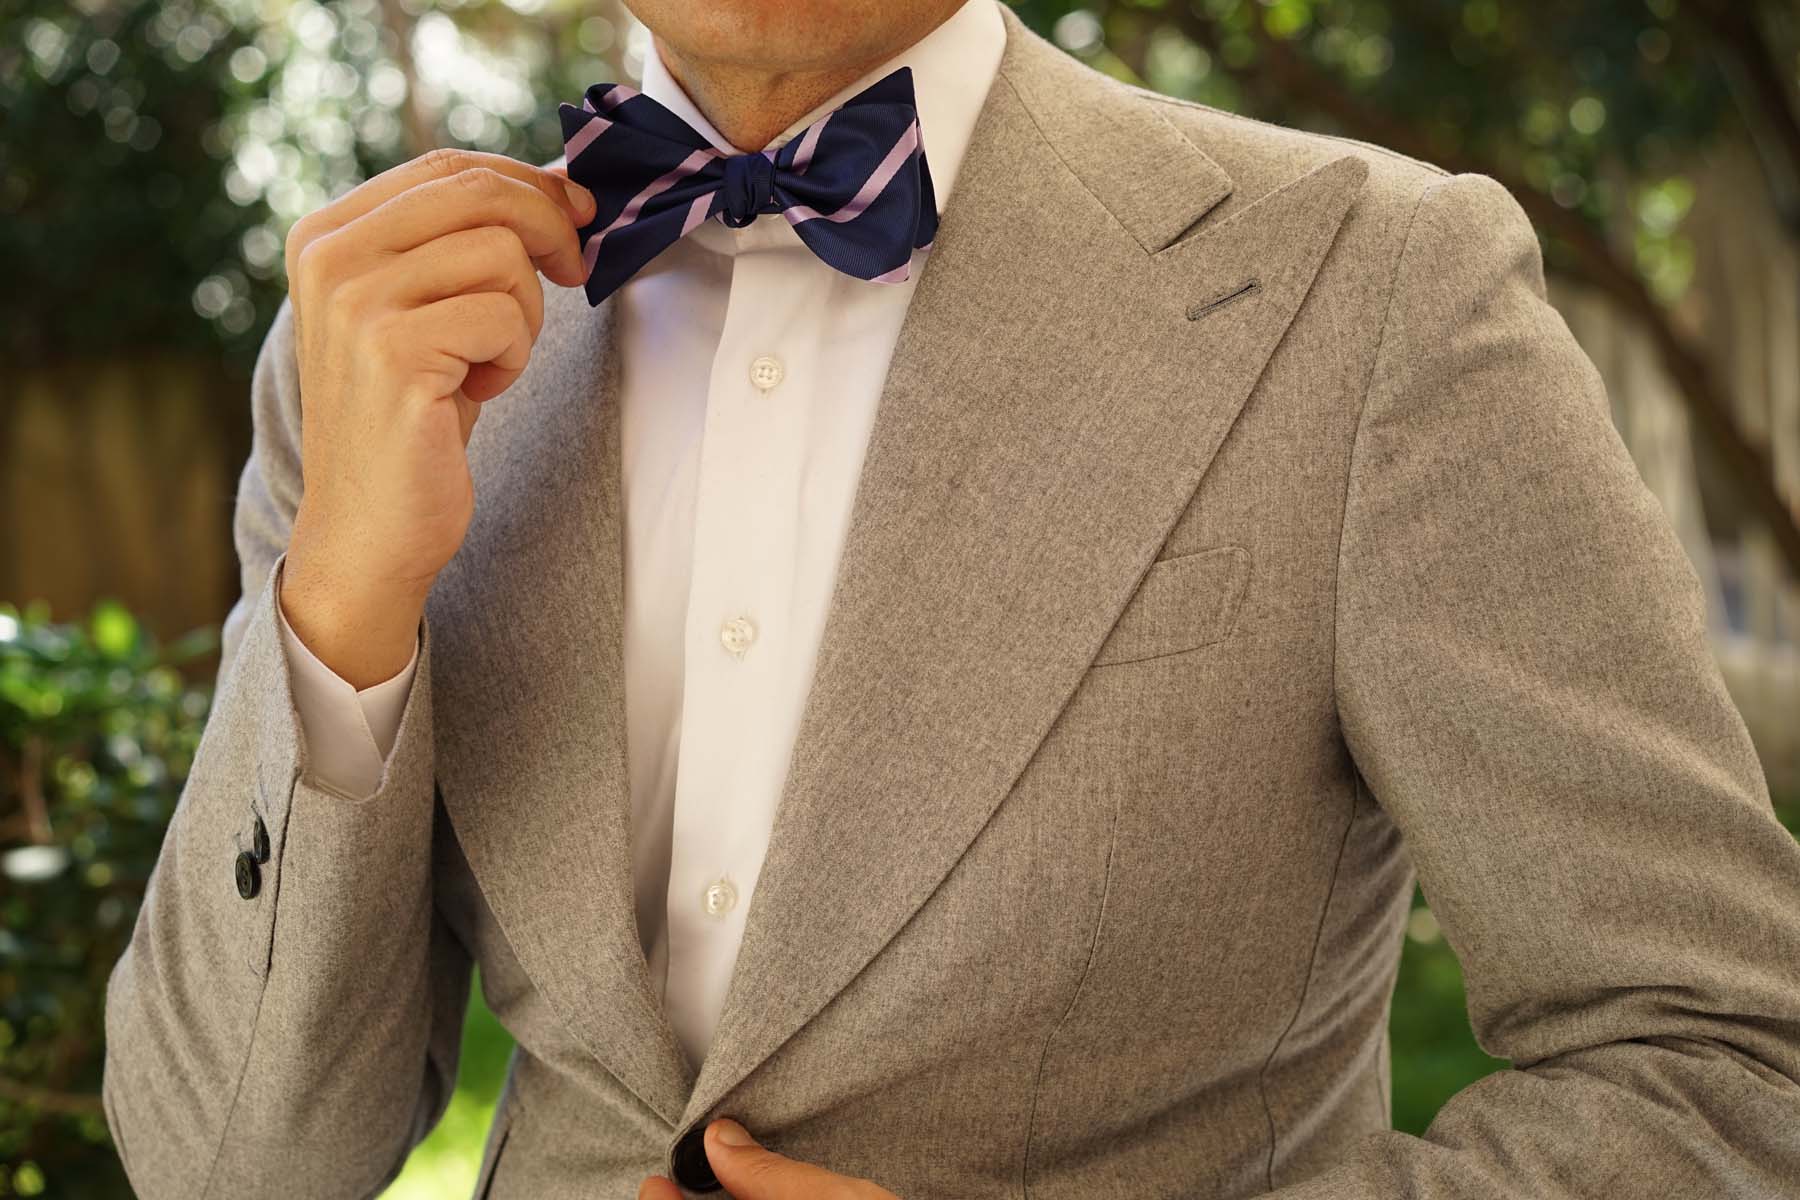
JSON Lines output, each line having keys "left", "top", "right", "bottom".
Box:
{"left": 625, "top": 0, "right": 933, "bottom": 73}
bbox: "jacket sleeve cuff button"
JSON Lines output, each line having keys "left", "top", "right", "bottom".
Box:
{"left": 234, "top": 850, "right": 261, "bottom": 900}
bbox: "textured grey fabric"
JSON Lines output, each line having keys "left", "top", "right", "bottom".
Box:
{"left": 102, "top": 7, "right": 1800, "bottom": 1198}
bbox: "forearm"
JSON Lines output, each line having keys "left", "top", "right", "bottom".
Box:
{"left": 1262, "top": 1035, "right": 1800, "bottom": 1198}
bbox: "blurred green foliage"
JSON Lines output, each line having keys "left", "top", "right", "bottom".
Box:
{"left": 1011, "top": 0, "right": 1767, "bottom": 302}
{"left": 2, "top": 0, "right": 635, "bottom": 369}
{"left": 0, "top": 603, "right": 215, "bottom": 1198}
{"left": 0, "top": 0, "right": 269, "bottom": 362}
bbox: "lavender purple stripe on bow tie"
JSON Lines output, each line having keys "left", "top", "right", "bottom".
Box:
{"left": 556, "top": 66, "right": 938, "bottom": 306}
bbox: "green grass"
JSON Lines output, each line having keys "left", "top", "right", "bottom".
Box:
{"left": 1388, "top": 892, "right": 1509, "bottom": 1133}
{"left": 380, "top": 975, "right": 515, "bottom": 1199}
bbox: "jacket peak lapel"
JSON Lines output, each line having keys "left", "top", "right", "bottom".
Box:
{"left": 988, "top": 5, "right": 1231, "bottom": 253}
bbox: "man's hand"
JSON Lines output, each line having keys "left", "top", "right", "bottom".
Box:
{"left": 278, "top": 148, "right": 597, "bottom": 688}
{"left": 638, "top": 1119, "right": 899, "bottom": 1200}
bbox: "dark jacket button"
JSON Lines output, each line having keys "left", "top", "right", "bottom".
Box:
{"left": 670, "top": 1123, "right": 722, "bottom": 1192}
{"left": 234, "top": 850, "right": 260, "bottom": 899}
{"left": 251, "top": 814, "right": 270, "bottom": 863}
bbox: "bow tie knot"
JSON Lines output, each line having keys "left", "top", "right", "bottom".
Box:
{"left": 558, "top": 66, "right": 939, "bottom": 305}
{"left": 720, "top": 151, "right": 778, "bottom": 228}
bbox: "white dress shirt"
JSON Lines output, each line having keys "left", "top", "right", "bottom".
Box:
{"left": 276, "top": 0, "right": 1006, "bottom": 1072}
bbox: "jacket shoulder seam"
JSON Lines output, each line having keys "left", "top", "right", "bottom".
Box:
{"left": 1132, "top": 89, "right": 1453, "bottom": 178}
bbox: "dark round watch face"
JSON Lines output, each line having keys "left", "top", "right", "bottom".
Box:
{"left": 235, "top": 850, "right": 261, "bottom": 900}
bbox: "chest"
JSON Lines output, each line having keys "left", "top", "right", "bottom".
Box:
{"left": 612, "top": 228, "right": 932, "bottom": 653}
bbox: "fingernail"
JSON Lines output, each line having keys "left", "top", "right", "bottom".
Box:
{"left": 562, "top": 178, "right": 594, "bottom": 217}
{"left": 711, "top": 1118, "right": 753, "bottom": 1147}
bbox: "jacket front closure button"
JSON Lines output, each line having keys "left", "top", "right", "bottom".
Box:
{"left": 670, "top": 1122, "right": 722, "bottom": 1192}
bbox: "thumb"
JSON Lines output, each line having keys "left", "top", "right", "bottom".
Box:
{"left": 704, "top": 1119, "right": 844, "bottom": 1198}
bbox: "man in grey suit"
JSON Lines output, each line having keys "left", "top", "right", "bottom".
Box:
{"left": 103, "top": 0, "right": 1800, "bottom": 1197}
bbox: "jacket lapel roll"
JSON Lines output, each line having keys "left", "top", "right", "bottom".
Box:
{"left": 429, "top": 292, "right": 699, "bottom": 1127}
{"left": 682, "top": 11, "right": 1369, "bottom": 1127}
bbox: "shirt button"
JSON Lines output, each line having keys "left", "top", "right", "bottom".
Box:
{"left": 749, "top": 354, "right": 785, "bottom": 393}
{"left": 702, "top": 877, "right": 738, "bottom": 917}
{"left": 720, "top": 616, "right": 756, "bottom": 658}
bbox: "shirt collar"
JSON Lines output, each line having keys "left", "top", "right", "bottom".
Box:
{"left": 636, "top": 0, "right": 1005, "bottom": 221}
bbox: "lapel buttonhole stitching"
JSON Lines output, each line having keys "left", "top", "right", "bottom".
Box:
{"left": 1187, "top": 278, "right": 1261, "bottom": 321}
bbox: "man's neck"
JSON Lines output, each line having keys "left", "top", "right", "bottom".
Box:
{"left": 649, "top": 3, "right": 965, "bottom": 153}
{"left": 651, "top": 42, "right": 870, "bottom": 153}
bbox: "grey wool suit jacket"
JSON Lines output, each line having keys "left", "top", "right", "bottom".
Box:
{"left": 103, "top": 7, "right": 1800, "bottom": 1199}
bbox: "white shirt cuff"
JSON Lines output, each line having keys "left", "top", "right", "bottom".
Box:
{"left": 275, "top": 583, "right": 420, "bottom": 800}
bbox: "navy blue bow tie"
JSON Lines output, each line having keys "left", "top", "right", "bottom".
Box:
{"left": 557, "top": 67, "right": 938, "bottom": 306}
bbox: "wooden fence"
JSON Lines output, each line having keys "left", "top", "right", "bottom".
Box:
{"left": 0, "top": 355, "right": 246, "bottom": 648}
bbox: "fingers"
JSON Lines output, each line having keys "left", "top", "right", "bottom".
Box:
{"left": 292, "top": 147, "right": 593, "bottom": 250}
{"left": 701, "top": 1119, "right": 883, "bottom": 1199}
{"left": 389, "top": 291, "right": 533, "bottom": 406}
{"left": 286, "top": 149, "right": 597, "bottom": 289}
{"left": 371, "top": 167, "right": 590, "bottom": 285}
{"left": 340, "top": 167, "right": 592, "bottom": 287}
{"left": 356, "top": 225, "right": 546, "bottom": 344}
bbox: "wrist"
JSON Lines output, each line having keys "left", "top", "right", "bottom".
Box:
{"left": 280, "top": 520, "right": 430, "bottom": 690}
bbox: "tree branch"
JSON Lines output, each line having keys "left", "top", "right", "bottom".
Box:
{"left": 0, "top": 1077, "right": 105, "bottom": 1119}
{"left": 1685, "top": 0, "right": 1800, "bottom": 230}
{"left": 20, "top": 734, "right": 50, "bottom": 843}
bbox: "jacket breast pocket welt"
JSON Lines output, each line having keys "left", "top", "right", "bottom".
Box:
{"left": 1090, "top": 544, "right": 1251, "bottom": 666}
